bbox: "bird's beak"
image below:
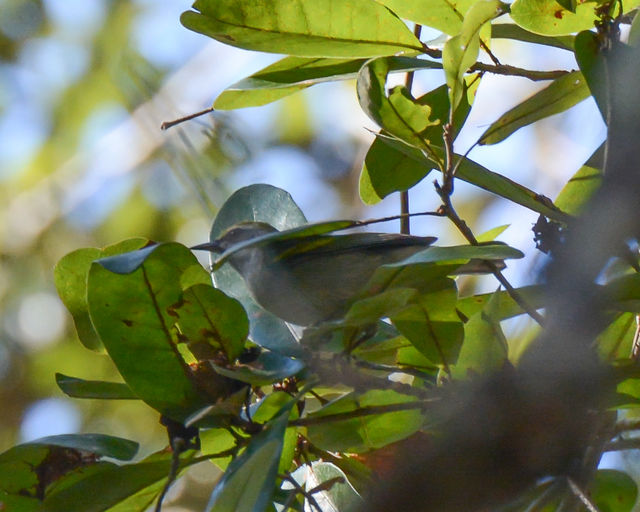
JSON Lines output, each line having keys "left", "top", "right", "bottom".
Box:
{"left": 191, "top": 241, "right": 224, "bottom": 253}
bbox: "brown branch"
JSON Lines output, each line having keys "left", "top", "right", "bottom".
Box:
{"left": 160, "top": 107, "right": 215, "bottom": 130}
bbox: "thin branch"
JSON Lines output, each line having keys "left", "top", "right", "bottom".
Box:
{"left": 471, "top": 62, "right": 570, "bottom": 81}
{"left": 567, "top": 478, "right": 602, "bottom": 512}
{"left": 161, "top": 107, "right": 215, "bottom": 130}
{"left": 354, "top": 359, "right": 438, "bottom": 380}
{"left": 401, "top": 23, "right": 423, "bottom": 235}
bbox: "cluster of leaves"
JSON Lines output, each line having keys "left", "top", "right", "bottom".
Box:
{"left": 4, "top": 0, "right": 640, "bottom": 511}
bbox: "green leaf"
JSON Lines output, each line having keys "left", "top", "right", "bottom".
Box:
{"left": 55, "top": 373, "right": 138, "bottom": 400}
{"left": 554, "top": 146, "right": 603, "bottom": 216}
{"left": 43, "top": 450, "right": 197, "bottom": 512}
{"left": 345, "top": 288, "right": 418, "bottom": 326}
{"left": 374, "top": 135, "right": 570, "bottom": 222}
{"left": 443, "top": 0, "right": 506, "bottom": 110}
{"left": 359, "top": 82, "right": 470, "bottom": 204}
{"left": 574, "top": 30, "right": 613, "bottom": 120}
{"left": 88, "top": 243, "right": 210, "bottom": 421}
{"left": 456, "top": 285, "right": 546, "bottom": 320}
{"left": 215, "top": 56, "right": 440, "bottom": 110}
{"left": 387, "top": 243, "right": 525, "bottom": 265}
{"left": 357, "top": 58, "right": 442, "bottom": 153}
{"left": 452, "top": 291, "right": 508, "bottom": 378}
{"left": 26, "top": 434, "right": 138, "bottom": 462}
{"left": 596, "top": 313, "right": 635, "bottom": 362}
{"left": 479, "top": 71, "right": 590, "bottom": 145}
{"left": 476, "top": 224, "right": 510, "bottom": 242}
{"left": 0, "top": 492, "right": 41, "bottom": 511}
{"left": 206, "top": 405, "right": 293, "bottom": 512}
{"left": 376, "top": 0, "right": 476, "bottom": 35}
{"left": 305, "top": 462, "right": 362, "bottom": 510}
{"left": 174, "top": 284, "right": 248, "bottom": 361}
{"left": 491, "top": 23, "right": 574, "bottom": 50}
{"left": 510, "top": 0, "right": 640, "bottom": 36}
{"left": 54, "top": 239, "right": 149, "bottom": 352}
{"left": 306, "top": 390, "right": 424, "bottom": 452}
{"left": 591, "top": 469, "right": 638, "bottom": 512}
{"left": 360, "top": 137, "right": 433, "bottom": 204}
{"left": 181, "top": 0, "right": 423, "bottom": 58}
{"left": 391, "top": 278, "right": 464, "bottom": 365}
{"left": 211, "top": 350, "right": 305, "bottom": 385}
{"left": 209, "top": 184, "right": 307, "bottom": 358}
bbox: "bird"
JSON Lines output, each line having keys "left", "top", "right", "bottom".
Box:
{"left": 192, "top": 221, "right": 437, "bottom": 326}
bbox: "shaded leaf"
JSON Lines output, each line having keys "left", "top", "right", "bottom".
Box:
{"left": 209, "top": 184, "right": 307, "bottom": 358}
{"left": 55, "top": 373, "right": 138, "bottom": 400}
{"left": 181, "top": 0, "right": 423, "bottom": 58}
{"left": 479, "top": 71, "right": 589, "bottom": 145}
{"left": 591, "top": 469, "right": 637, "bottom": 512}
{"left": 206, "top": 404, "right": 293, "bottom": 512}
{"left": 175, "top": 283, "right": 248, "bottom": 361}
{"left": 88, "top": 243, "right": 210, "bottom": 421}
{"left": 306, "top": 390, "right": 423, "bottom": 453}
{"left": 491, "top": 23, "right": 574, "bottom": 50}
{"left": 212, "top": 350, "right": 305, "bottom": 385}
{"left": 456, "top": 285, "right": 545, "bottom": 320}
{"left": 453, "top": 291, "right": 508, "bottom": 378}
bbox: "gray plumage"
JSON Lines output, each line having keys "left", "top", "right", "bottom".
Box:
{"left": 194, "top": 222, "right": 436, "bottom": 326}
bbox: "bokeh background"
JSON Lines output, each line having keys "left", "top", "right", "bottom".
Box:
{"left": 0, "top": 0, "right": 610, "bottom": 508}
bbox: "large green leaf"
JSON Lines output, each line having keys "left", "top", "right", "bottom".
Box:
{"left": 596, "top": 312, "right": 635, "bottom": 362}
{"left": 181, "top": 0, "right": 423, "bottom": 58}
{"left": 55, "top": 373, "right": 138, "bottom": 400}
{"left": 479, "top": 71, "right": 590, "bottom": 145}
{"left": 591, "top": 469, "right": 638, "bottom": 512}
{"left": 215, "top": 55, "right": 441, "bottom": 110}
{"left": 88, "top": 243, "right": 211, "bottom": 421}
{"left": 209, "top": 184, "right": 307, "bottom": 357}
{"left": 510, "top": 0, "right": 640, "bottom": 35}
{"left": 54, "top": 239, "right": 148, "bottom": 352}
{"left": 306, "top": 390, "right": 424, "bottom": 452}
{"left": 206, "top": 404, "right": 293, "bottom": 512}
{"left": 443, "top": 0, "right": 506, "bottom": 110}
{"left": 452, "top": 291, "right": 508, "bottom": 378}
{"left": 305, "top": 462, "right": 362, "bottom": 510}
{"left": 376, "top": 0, "right": 477, "bottom": 35}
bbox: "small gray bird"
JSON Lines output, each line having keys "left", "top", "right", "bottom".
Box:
{"left": 193, "top": 222, "right": 437, "bottom": 326}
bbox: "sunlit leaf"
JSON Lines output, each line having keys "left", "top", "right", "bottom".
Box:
{"left": 554, "top": 145, "right": 603, "bottom": 216}
{"left": 443, "top": 0, "right": 506, "bottom": 110}
{"left": 510, "top": 0, "right": 640, "bottom": 35}
{"left": 215, "top": 56, "right": 441, "bottom": 110}
{"left": 54, "top": 239, "right": 148, "bottom": 352}
{"left": 181, "top": 0, "right": 423, "bottom": 58}
{"left": 376, "top": 0, "right": 477, "bottom": 34}
{"left": 305, "top": 462, "right": 362, "bottom": 510}
{"left": 479, "top": 71, "right": 590, "bottom": 145}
